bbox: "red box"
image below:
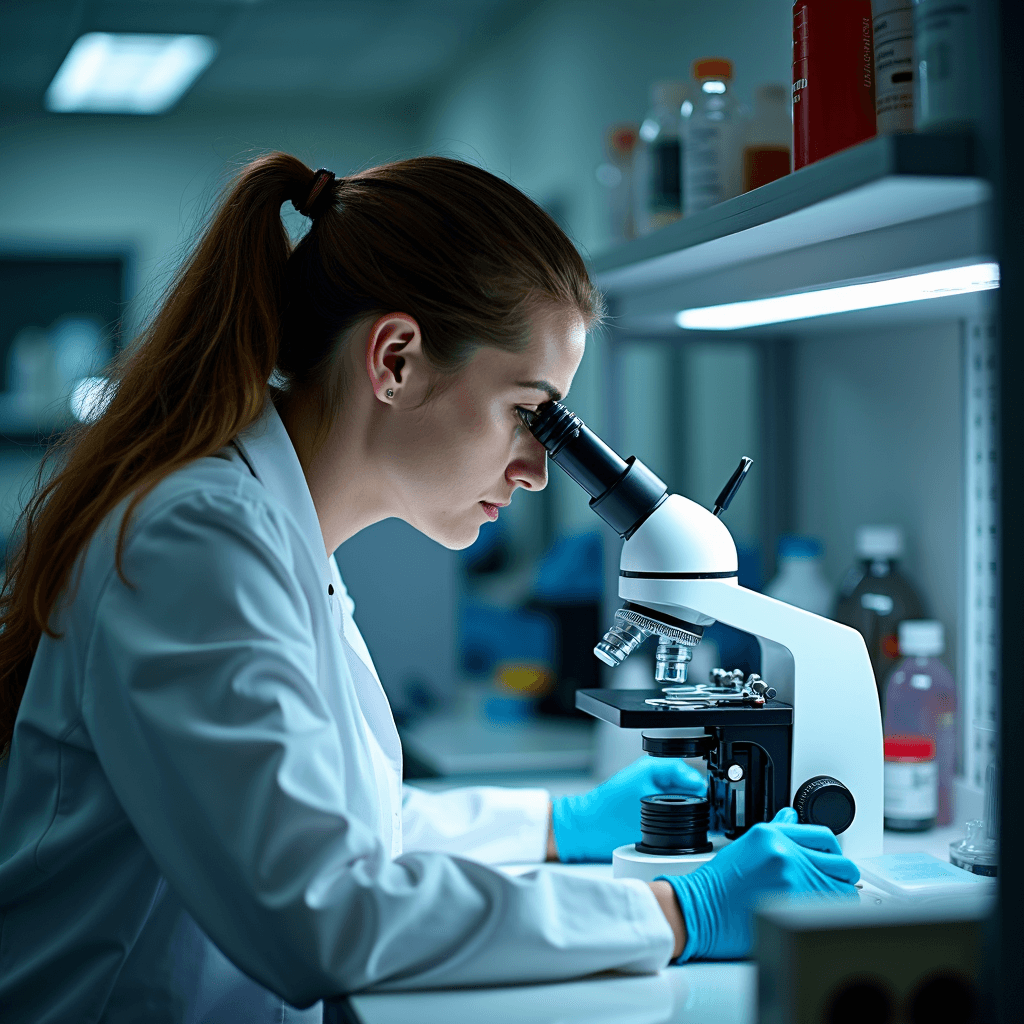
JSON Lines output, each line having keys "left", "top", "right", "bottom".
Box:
{"left": 793, "top": 0, "right": 877, "bottom": 169}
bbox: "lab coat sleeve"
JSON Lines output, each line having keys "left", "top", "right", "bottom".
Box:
{"left": 402, "top": 784, "right": 550, "bottom": 864}
{"left": 80, "top": 489, "right": 673, "bottom": 1005}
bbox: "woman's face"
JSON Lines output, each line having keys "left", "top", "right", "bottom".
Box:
{"left": 384, "top": 305, "right": 586, "bottom": 549}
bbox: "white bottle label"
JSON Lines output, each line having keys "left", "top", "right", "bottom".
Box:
{"left": 861, "top": 592, "right": 894, "bottom": 614}
{"left": 885, "top": 760, "right": 938, "bottom": 820}
{"left": 872, "top": 2, "right": 915, "bottom": 133}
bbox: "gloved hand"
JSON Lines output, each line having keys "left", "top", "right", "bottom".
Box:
{"left": 660, "top": 807, "right": 860, "bottom": 961}
{"left": 552, "top": 757, "right": 706, "bottom": 862}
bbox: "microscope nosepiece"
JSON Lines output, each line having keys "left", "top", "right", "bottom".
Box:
{"left": 594, "top": 604, "right": 703, "bottom": 668}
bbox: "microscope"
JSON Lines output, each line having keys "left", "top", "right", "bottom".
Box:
{"left": 526, "top": 402, "right": 883, "bottom": 878}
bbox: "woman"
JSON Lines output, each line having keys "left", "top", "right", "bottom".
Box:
{"left": 0, "top": 154, "right": 857, "bottom": 1022}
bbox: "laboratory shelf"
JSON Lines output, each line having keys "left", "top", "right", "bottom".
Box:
{"left": 591, "top": 133, "right": 992, "bottom": 337}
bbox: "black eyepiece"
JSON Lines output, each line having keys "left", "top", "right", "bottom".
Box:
{"left": 527, "top": 401, "right": 668, "bottom": 539}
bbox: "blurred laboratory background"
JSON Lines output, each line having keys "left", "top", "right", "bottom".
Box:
{"left": 0, "top": 0, "right": 986, "bottom": 820}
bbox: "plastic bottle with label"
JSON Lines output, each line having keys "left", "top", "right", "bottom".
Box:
{"left": 884, "top": 734, "right": 938, "bottom": 831}
{"left": 834, "top": 525, "right": 926, "bottom": 711}
{"left": 634, "top": 82, "right": 688, "bottom": 236}
{"left": 743, "top": 84, "right": 792, "bottom": 192}
{"left": 884, "top": 620, "right": 957, "bottom": 825}
{"left": 683, "top": 58, "right": 743, "bottom": 216}
{"left": 763, "top": 535, "right": 833, "bottom": 616}
{"left": 871, "top": 0, "right": 915, "bottom": 133}
{"left": 793, "top": 0, "right": 877, "bottom": 168}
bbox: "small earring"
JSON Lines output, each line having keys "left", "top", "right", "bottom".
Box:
{"left": 385, "top": 388, "right": 394, "bottom": 398}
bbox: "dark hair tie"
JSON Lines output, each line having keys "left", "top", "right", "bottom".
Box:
{"left": 297, "top": 168, "right": 336, "bottom": 219}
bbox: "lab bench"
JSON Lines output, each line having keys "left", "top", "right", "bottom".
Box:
{"left": 352, "top": 782, "right": 968, "bottom": 1024}
{"left": 349, "top": 859, "right": 754, "bottom": 1024}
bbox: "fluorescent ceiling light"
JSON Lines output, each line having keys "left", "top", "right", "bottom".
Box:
{"left": 675, "top": 262, "right": 1000, "bottom": 331}
{"left": 46, "top": 33, "right": 218, "bottom": 114}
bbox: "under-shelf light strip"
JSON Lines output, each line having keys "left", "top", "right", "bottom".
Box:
{"left": 675, "top": 262, "right": 1000, "bottom": 331}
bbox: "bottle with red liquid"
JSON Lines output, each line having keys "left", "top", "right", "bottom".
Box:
{"left": 884, "top": 620, "right": 957, "bottom": 826}
{"left": 793, "top": 0, "right": 877, "bottom": 169}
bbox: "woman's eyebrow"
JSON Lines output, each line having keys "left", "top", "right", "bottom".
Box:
{"left": 516, "top": 380, "right": 562, "bottom": 402}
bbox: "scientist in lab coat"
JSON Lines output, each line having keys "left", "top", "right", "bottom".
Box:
{"left": 0, "top": 154, "right": 859, "bottom": 1023}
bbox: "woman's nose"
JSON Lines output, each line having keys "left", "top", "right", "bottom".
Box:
{"left": 506, "top": 434, "right": 548, "bottom": 491}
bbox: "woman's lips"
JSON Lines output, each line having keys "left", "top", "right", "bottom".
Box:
{"left": 480, "top": 501, "right": 506, "bottom": 521}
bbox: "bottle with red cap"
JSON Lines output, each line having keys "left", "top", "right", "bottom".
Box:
{"left": 683, "top": 57, "right": 743, "bottom": 216}
{"left": 884, "top": 620, "right": 957, "bottom": 825}
{"left": 884, "top": 734, "right": 938, "bottom": 831}
{"left": 793, "top": 0, "right": 877, "bottom": 169}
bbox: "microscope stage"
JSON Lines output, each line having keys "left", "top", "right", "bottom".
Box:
{"left": 575, "top": 688, "right": 794, "bottom": 728}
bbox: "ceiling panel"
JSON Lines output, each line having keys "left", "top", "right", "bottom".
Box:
{"left": 0, "top": 0, "right": 526, "bottom": 110}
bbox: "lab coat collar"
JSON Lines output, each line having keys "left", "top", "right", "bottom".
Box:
{"left": 232, "top": 399, "right": 332, "bottom": 589}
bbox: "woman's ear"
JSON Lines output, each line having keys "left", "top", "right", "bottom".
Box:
{"left": 365, "top": 313, "right": 424, "bottom": 405}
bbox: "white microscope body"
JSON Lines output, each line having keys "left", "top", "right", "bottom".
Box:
{"left": 618, "top": 492, "right": 883, "bottom": 861}
{"left": 526, "top": 401, "right": 884, "bottom": 875}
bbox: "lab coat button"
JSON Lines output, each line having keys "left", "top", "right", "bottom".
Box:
{"left": 328, "top": 584, "right": 334, "bottom": 595}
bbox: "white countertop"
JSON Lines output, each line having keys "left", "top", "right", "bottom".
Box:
{"left": 349, "top": 859, "right": 754, "bottom": 1024}
{"left": 348, "top": 822, "right": 974, "bottom": 1024}
{"left": 350, "top": 957, "right": 754, "bottom": 1024}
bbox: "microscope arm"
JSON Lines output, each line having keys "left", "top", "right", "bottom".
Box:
{"left": 619, "top": 505, "right": 884, "bottom": 860}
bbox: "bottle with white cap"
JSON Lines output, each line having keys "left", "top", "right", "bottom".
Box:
{"left": 763, "top": 535, "right": 834, "bottom": 617}
{"left": 834, "top": 524, "right": 926, "bottom": 712}
{"left": 884, "top": 620, "right": 957, "bottom": 825}
{"left": 683, "top": 57, "right": 743, "bottom": 216}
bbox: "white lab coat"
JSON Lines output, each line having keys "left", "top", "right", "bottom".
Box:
{"left": 0, "top": 402, "right": 672, "bottom": 1023}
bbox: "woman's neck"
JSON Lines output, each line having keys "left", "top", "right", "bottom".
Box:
{"left": 276, "top": 387, "right": 395, "bottom": 554}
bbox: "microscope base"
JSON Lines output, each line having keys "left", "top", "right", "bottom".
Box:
{"left": 612, "top": 835, "right": 732, "bottom": 882}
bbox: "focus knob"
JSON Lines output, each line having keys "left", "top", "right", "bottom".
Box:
{"left": 793, "top": 776, "right": 856, "bottom": 835}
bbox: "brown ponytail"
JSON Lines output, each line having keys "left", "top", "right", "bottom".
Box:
{"left": 0, "top": 152, "right": 600, "bottom": 755}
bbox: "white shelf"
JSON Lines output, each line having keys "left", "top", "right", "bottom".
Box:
{"left": 591, "top": 134, "right": 991, "bottom": 337}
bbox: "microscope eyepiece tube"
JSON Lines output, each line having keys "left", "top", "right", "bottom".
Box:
{"left": 526, "top": 402, "right": 669, "bottom": 538}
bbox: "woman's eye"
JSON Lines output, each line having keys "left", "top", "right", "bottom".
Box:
{"left": 516, "top": 407, "right": 537, "bottom": 429}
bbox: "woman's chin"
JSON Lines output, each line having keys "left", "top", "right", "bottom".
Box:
{"left": 423, "top": 515, "right": 485, "bottom": 551}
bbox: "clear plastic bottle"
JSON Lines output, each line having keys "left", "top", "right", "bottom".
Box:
{"left": 743, "top": 84, "right": 792, "bottom": 193}
{"left": 834, "top": 525, "right": 926, "bottom": 711}
{"left": 763, "top": 535, "right": 833, "bottom": 617}
{"left": 634, "top": 82, "right": 688, "bottom": 235}
{"left": 912, "top": 0, "right": 980, "bottom": 131}
{"left": 683, "top": 58, "right": 743, "bottom": 216}
{"left": 883, "top": 620, "right": 957, "bottom": 825}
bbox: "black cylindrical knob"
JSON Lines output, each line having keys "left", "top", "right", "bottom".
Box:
{"left": 793, "top": 776, "right": 856, "bottom": 835}
{"left": 635, "top": 794, "right": 714, "bottom": 856}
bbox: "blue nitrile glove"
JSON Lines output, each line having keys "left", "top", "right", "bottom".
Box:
{"left": 552, "top": 757, "right": 706, "bottom": 862}
{"left": 660, "top": 806, "right": 860, "bottom": 961}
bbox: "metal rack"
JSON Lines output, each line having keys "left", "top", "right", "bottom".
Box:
{"left": 590, "top": 103, "right": 1018, "bottom": 1012}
